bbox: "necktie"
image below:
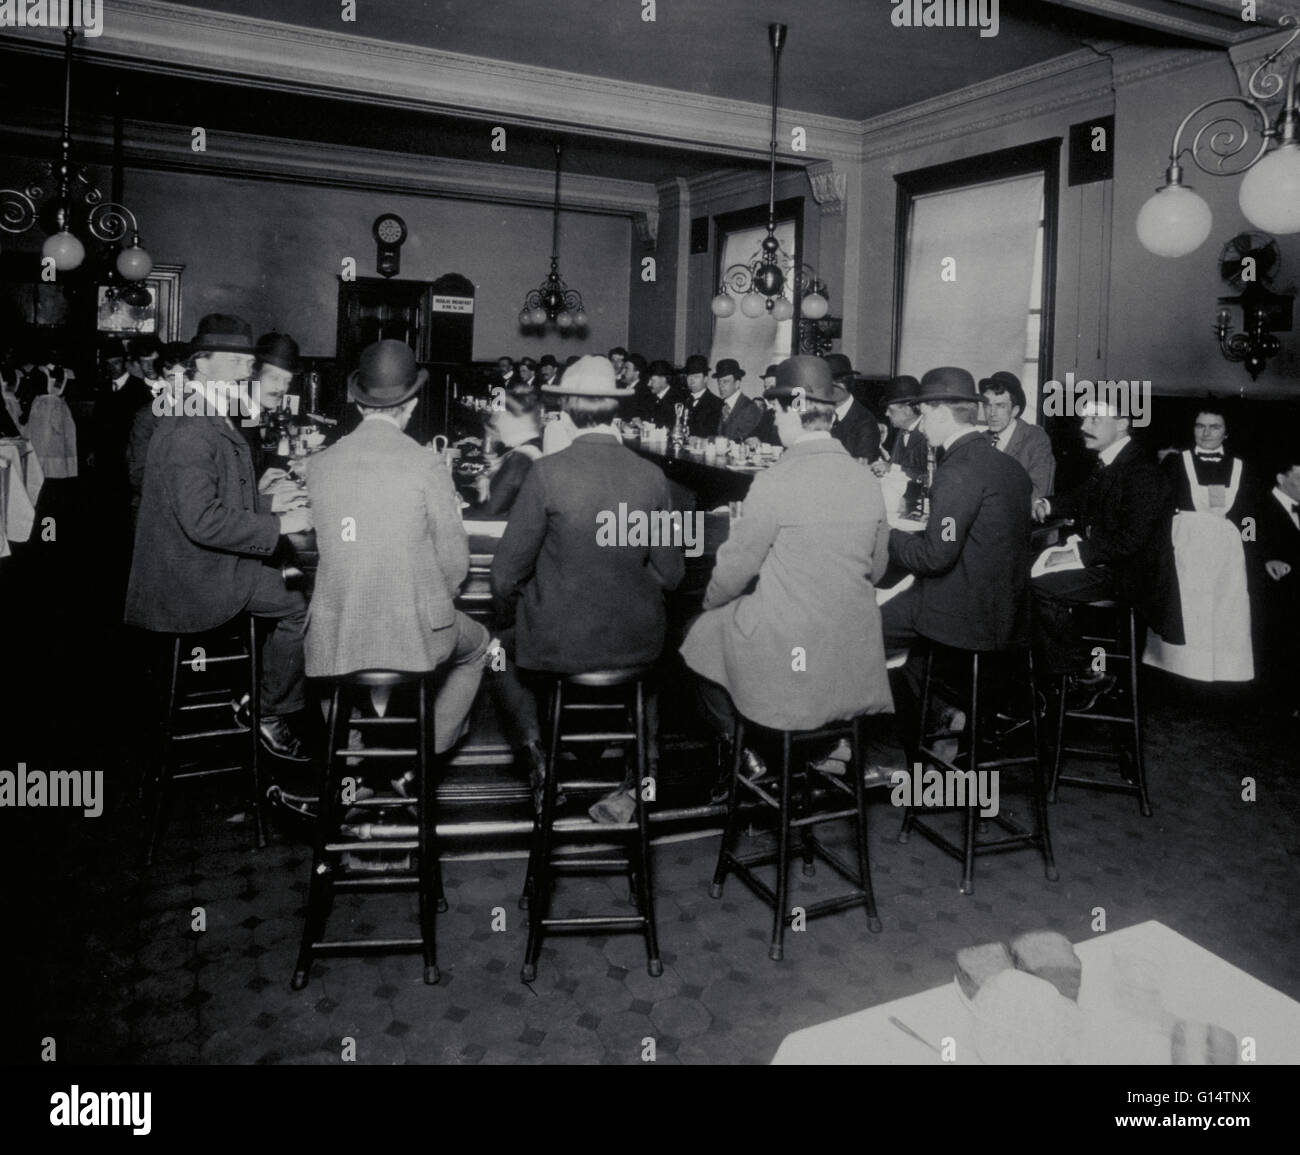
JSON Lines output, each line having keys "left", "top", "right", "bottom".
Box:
{"left": 988, "top": 430, "right": 1000, "bottom": 448}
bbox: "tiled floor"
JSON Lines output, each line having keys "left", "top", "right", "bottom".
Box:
{"left": 4, "top": 481, "right": 1298, "bottom": 1066}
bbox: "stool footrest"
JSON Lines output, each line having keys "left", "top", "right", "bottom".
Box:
{"left": 1053, "top": 772, "right": 1141, "bottom": 795}
{"left": 309, "top": 938, "right": 426, "bottom": 955}
{"left": 172, "top": 726, "right": 249, "bottom": 741}
{"left": 349, "top": 716, "right": 417, "bottom": 726}
{"left": 169, "top": 764, "right": 248, "bottom": 781}
{"left": 540, "top": 916, "right": 648, "bottom": 931}
{"left": 557, "top": 732, "right": 636, "bottom": 744}
{"left": 331, "top": 748, "right": 418, "bottom": 758}
{"left": 333, "top": 876, "right": 419, "bottom": 891}
{"left": 549, "top": 857, "right": 632, "bottom": 872}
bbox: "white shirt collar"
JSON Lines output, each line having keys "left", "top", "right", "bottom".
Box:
{"left": 362, "top": 410, "right": 405, "bottom": 431}
{"left": 577, "top": 423, "right": 620, "bottom": 442}
{"left": 1273, "top": 487, "right": 1299, "bottom": 519}
{"left": 834, "top": 396, "right": 853, "bottom": 420}
{"left": 112, "top": 371, "right": 130, "bottom": 391}
{"left": 1099, "top": 435, "right": 1131, "bottom": 467}
{"left": 996, "top": 416, "right": 1018, "bottom": 448}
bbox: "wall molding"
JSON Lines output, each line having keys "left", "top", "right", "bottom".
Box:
{"left": 0, "top": 114, "right": 660, "bottom": 219}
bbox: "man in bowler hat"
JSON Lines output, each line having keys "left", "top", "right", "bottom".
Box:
{"left": 126, "top": 313, "right": 315, "bottom": 762}
{"left": 823, "top": 353, "right": 881, "bottom": 464}
{"left": 878, "top": 367, "right": 1033, "bottom": 771}
{"left": 681, "top": 354, "right": 723, "bottom": 439}
{"left": 714, "top": 358, "right": 774, "bottom": 444}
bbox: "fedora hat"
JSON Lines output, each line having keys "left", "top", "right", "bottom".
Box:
{"left": 880, "top": 375, "right": 921, "bottom": 407}
{"left": 540, "top": 355, "right": 633, "bottom": 398}
{"left": 683, "top": 354, "right": 710, "bottom": 376}
{"left": 908, "top": 366, "right": 980, "bottom": 404}
{"left": 764, "top": 356, "right": 839, "bottom": 405}
{"left": 347, "top": 339, "right": 428, "bottom": 408}
{"left": 100, "top": 337, "right": 128, "bottom": 360}
{"left": 191, "top": 313, "right": 254, "bottom": 355}
{"left": 712, "top": 358, "right": 745, "bottom": 380}
{"left": 255, "top": 332, "right": 300, "bottom": 374}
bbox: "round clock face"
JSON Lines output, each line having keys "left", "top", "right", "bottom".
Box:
{"left": 374, "top": 214, "right": 406, "bottom": 245}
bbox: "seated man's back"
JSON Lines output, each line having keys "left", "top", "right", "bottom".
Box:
{"left": 305, "top": 415, "right": 468, "bottom": 678}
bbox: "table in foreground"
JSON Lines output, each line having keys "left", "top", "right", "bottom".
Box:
{"left": 771, "top": 920, "right": 1300, "bottom": 1065}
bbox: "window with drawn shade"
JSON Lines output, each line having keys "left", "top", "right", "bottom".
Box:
{"left": 895, "top": 163, "right": 1053, "bottom": 423}
{"left": 710, "top": 220, "right": 797, "bottom": 397}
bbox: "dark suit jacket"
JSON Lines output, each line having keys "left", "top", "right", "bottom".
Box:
{"left": 92, "top": 374, "right": 152, "bottom": 490}
{"left": 635, "top": 384, "right": 688, "bottom": 428}
{"left": 719, "top": 392, "right": 774, "bottom": 443}
{"left": 1248, "top": 488, "right": 1300, "bottom": 688}
{"left": 491, "top": 432, "right": 685, "bottom": 672}
{"left": 889, "top": 430, "right": 1032, "bottom": 651}
{"left": 683, "top": 389, "right": 724, "bottom": 439}
{"left": 1048, "top": 438, "right": 1182, "bottom": 644}
{"left": 885, "top": 420, "right": 928, "bottom": 478}
{"left": 125, "top": 413, "right": 281, "bottom": 634}
{"left": 831, "top": 399, "right": 882, "bottom": 463}
{"left": 469, "top": 438, "right": 542, "bottom": 519}
{"left": 1000, "top": 419, "right": 1056, "bottom": 503}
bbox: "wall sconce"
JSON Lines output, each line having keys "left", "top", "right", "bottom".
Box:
{"left": 797, "top": 276, "right": 840, "bottom": 355}
{"left": 1215, "top": 283, "right": 1293, "bottom": 379}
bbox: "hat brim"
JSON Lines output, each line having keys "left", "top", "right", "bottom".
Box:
{"left": 192, "top": 339, "right": 256, "bottom": 354}
{"left": 540, "top": 383, "right": 635, "bottom": 398}
{"left": 763, "top": 386, "right": 840, "bottom": 405}
{"left": 901, "top": 390, "right": 978, "bottom": 404}
{"left": 347, "top": 366, "right": 428, "bottom": 408}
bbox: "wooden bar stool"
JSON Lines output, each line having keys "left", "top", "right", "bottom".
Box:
{"left": 519, "top": 666, "right": 660, "bottom": 983}
{"left": 710, "top": 714, "right": 881, "bottom": 962}
{"left": 899, "top": 645, "right": 1058, "bottom": 895}
{"left": 142, "top": 614, "right": 264, "bottom": 866}
{"left": 291, "top": 670, "right": 445, "bottom": 989}
{"left": 1049, "top": 599, "right": 1152, "bottom": 816}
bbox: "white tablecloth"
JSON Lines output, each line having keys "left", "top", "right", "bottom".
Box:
{"left": 0, "top": 438, "right": 44, "bottom": 556}
{"left": 771, "top": 920, "right": 1300, "bottom": 1065}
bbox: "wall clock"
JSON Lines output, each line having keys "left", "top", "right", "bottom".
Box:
{"left": 373, "top": 213, "right": 408, "bottom": 278}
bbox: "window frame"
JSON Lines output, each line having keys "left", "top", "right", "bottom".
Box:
{"left": 890, "top": 140, "right": 1061, "bottom": 388}
{"left": 713, "top": 196, "right": 805, "bottom": 357}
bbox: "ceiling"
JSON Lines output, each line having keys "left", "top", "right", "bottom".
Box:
{"left": 156, "top": 0, "right": 1180, "bottom": 122}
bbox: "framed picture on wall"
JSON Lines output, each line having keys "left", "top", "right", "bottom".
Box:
{"left": 95, "top": 263, "right": 184, "bottom": 340}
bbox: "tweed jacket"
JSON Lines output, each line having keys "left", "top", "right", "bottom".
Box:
{"left": 304, "top": 416, "right": 469, "bottom": 677}
{"left": 124, "top": 411, "right": 280, "bottom": 633}
{"left": 1000, "top": 418, "right": 1056, "bottom": 503}
{"left": 680, "top": 436, "right": 894, "bottom": 731}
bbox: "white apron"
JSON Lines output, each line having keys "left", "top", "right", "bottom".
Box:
{"left": 1142, "top": 452, "right": 1253, "bottom": 682}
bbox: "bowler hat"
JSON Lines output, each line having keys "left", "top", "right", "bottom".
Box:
{"left": 101, "top": 338, "right": 127, "bottom": 360}
{"left": 880, "top": 375, "right": 921, "bottom": 407}
{"left": 683, "top": 354, "right": 710, "bottom": 376}
{"left": 158, "top": 341, "right": 191, "bottom": 367}
{"left": 978, "top": 370, "right": 1026, "bottom": 412}
{"left": 712, "top": 358, "right": 745, "bottom": 380}
{"left": 647, "top": 359, "right": 675, "bottom": 381}
{"left": 191, "top": 313, "right": 255, "bottom": 355}
{"left": 822, "top": 353, "right": 856, "bottom": 381}
{"left": 541, "top": 355, "right": 633, "bottom": 398}
{"left": 131, "top": 335, "right": 161, "bottom": 358}
{"left": 625, "top": 353, "right": 647, "bottom": 376}
{"left": 763, "top": 364, "right": 780, "bottom": 379}
{"left": 347, "top": 339, "right": 428, "bottom": 408}
{"left": 255, "top": 332, "right": 300, "bottom": 374}
{"left": 538, "top": 354, "right": 559, "bottom": 369}
{"left": 764, "top": 356, "right": 839, "bottom": 405}
{"left": 518, "top": 356, "right": 538, "bottom": 371}
{"left": 909, "top": 366, "right": 980, "bottom": 404}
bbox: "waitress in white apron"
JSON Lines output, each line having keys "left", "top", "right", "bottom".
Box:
{"left": 1143, "top": 408, "right": 1253, "bottom": 681}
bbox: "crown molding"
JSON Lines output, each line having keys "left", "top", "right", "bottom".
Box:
{"left": 0, "top": 114, "right": 660, "bottom": 218}
{"left": 0, "top": 0, "right": 862, "bottom": 164}
{"left": 1044, "top": 0, "right": 1263, "bottom": 46}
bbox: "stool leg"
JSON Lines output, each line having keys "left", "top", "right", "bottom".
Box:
{"left": 1025, "top": 651, "right": 1059, "bottom": 881}
{"left": 521, "top": 680, "right": 563, "bottom": 983}
{"left": 632, "top": 679, "right": 662, "bottom": 977}
{"left": 292, "top": 683, "right": 345, "bottom": 990}
{"left": 143, "top": 636, "right": 183, "bottom": 867}
{"left": 959, "top": 654, "right": 979, "bottom": 896}
{"left": 415, "top": 678, "right": 440, "bottom": 984}
{"left": 900, "top": 649, "right": 935, "bottom": 844}
{"left": 709, "top": 720, "right": 746, "bottom": 899}
{"left": 850, "top": 715, "right": 882, "bottom": 932}
{"left": 769, "top": 731, "right": 793, "bottom": 962}
{"left": 1048, "top": 673, "right": 1069, "bottom": 802}
{"left": 799, "top": 739, "right": 816, "bottom": 878}
{"left": 1127, "top": 609, "right": 1153, "bottom": 817}
{"left": 519, "top": 681, "right": 559, "bottom": 914}
{"left": 246, "top": 615, "right": 267, "bottom": 851}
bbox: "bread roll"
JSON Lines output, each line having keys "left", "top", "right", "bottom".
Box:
{"left": 1010, "top": 930, "right": 1082, "bottom": 1001}
{"left": 955, "top": 941, "right": 1014, "bottom": 1001}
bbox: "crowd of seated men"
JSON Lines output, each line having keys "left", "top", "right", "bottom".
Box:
{"left": 53, "top": 311, "right": 1295, "bottom": 831}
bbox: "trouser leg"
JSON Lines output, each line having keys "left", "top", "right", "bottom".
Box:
{"left": 244, "top": 563, "right": 307, "bottom": 716}
{"left": 431, "top": 612, "right": 490, "bottom": 755}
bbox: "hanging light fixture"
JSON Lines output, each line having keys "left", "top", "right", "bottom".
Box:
{"left": 518, "top": 140, "right": 587, "bottom": 332}
{"left": 1137, "top": 16, "right": 1300, "bottom": 257}
{"left": 0, "top": 24, "right": 152, "bottom": 279}
{"left": 710, "top": 24, "right": 828, "bottom": 323}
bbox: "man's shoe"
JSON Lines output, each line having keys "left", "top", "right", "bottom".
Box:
{"left": 1065, "top": 672, "right": 1117, "bottom": 714}
{"left": 862, "top": 763, "right": 902, "bottom": 788}
{"left": 259, "top": 716, "right": 312, "bottom": 763}
{"left": 588, "top": 788, "right": 636, "bottom": 825}
{"left": 741, "top": 748, "right": 768, "bottom": 781}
